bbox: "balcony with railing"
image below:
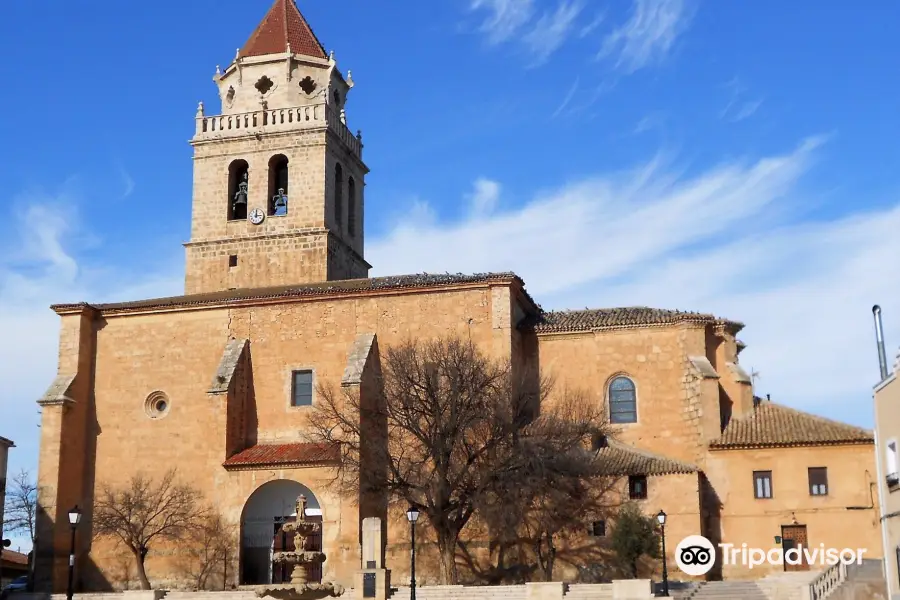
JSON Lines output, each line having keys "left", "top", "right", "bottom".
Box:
{"left": 193, "top": 102, "right": 362, "bottom": 158}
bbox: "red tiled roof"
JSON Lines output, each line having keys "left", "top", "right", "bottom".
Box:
{"left": 710, "top": 402, "right": 874, "bottom": 449}
{"left": 529, "top": 307, "right": 743, "bottom": 334}
{"left": 223, "top": 442, "right": 339, "bottom": 469}
{"left": 596, "top": 440, "right": 699, "bottom": 476}
{"left": 239, "top": 0, "right": 327, "bottom": 60}
{"left": 1, "top": 549, "right": 29, "bottom": 565}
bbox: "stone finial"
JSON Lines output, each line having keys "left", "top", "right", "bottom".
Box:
{"left": 346, "top": 69, "right": 354, "bottom": 88}
{"left": 329, "top": 50, "right": 335, "bottom": 63}
{"left": 235, "top": 48, "right": 241, "bottom": 61}
{"left": 340, "top": 109, "right": 347, "bottom": 125}
{"left": 296, "top": 495, "right": 308, "bottom": 521}
{"left": 196, "top": 101, "right": 204, "bottom": 117}
{"left": 894, "top": 348, "right": 900, "bottom": 373}
{"left": 286, "top": 41, "right": 292, "bottom": 55}
{"left": 215, "top": 65, "right": 221, "bottom": 76}
{"left": 356, "top": 130, "right": 363, "bottom": 142}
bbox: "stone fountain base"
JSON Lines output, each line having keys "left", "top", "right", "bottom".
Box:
{"left": 246, "top": 583, "right": 345, "bottom": 600}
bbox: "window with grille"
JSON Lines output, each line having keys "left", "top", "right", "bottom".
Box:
{"left": 589, "top": 520, "right": 606, "bottom": 537}
{"left": 291, "top": 370, "right": 314, "bottom": 407}
{"left": 628, "top": 475, "right": 648, "bottom": 500}
{"left": 808, "top": 467, "right": 828, "bottom": 496}
{"left": 753, "top": 470, "right": 773, "bottom": 499}
{"left": 609, "top": 376, "right": 637, "bottom": 424}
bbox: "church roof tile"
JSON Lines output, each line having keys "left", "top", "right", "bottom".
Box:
{"left": 223, "top": 442, "right": 339, "bottom": 469}
{"left": 528, "top": 307, "right": 743, "bottom": 334}
{"left": 595, "top": 439, "right": 699, "bottom": 476}
{"left": 239, "top": 0, "right": 327, "bottom": 60}
{"left": 52, "top": 272, "right": 535, "bottom": 315}
{"left": 710, "top": 401, "right": 874, "bottom": 449}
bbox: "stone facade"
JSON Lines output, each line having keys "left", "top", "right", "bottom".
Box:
{"left": 32, "top": 0, "right": 883, "bottom": 594}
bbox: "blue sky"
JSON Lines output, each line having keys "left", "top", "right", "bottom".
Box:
{"left": 2, "top": 0, "right": 900, "bottom": 550}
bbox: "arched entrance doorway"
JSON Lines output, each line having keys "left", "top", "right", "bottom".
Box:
{"left": 240, "top": 480, "right": 323, "bottom": 585}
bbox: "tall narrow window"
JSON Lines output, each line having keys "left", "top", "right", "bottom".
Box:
{"left": 228, "top": 160, "right": 249, "bottom": 221}
{"left": 347, "top": 176, "right": 357, "bottom": 237}
{"left": 753, "top": 470, "right": 773, "bottom": 499}
{"left": 268, "top": 154, "right": 289, "bottom": 216}
{"left": 808, "top": 467, "right": 828, "bottom": 496}
{"left": 608, "top": 376, "right": 637, "bottom": 424}
{"left": 291, "top": 370, "right": 314, "bottom": 407}
{"left": 334, "top": 162, "right": 343, "bottom": 231}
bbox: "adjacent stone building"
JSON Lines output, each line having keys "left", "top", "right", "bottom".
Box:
{"left": 33, "top": 0, "right": 883, "bottom": 592}
{"left": 873, "top": 306, "right": 900, "bottom": 599}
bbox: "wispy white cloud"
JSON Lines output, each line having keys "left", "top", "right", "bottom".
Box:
{"left": 719, "top": 76, "right": 764, "bottom": 123}
{"left": 728, "top": 99, "right": 763, "bottom": 122}
{"left": 522, "top": 1, "right": 585, "bottom": 66}
{"left": 552, "top": 77, "right": 580, "bottom": 119}
{"left": 119, "top": 166, "right": 135, "bottom": 198}
{"left": 579, "top": 11, "right": 606, "bottom": 38}
{"left": 470, "top": 0, "right": 535, "bottom": 44}
{"left": 599, "top": 0, "right": 693, "bottom": 73}
{"left": 466, "top": 178, "right": 501, "bottom": 218}
{"left": 368, "top": 136, "right": 900, "bottom": 426}
{"left": 470, "top": 0, "right": 592, "bottom": 65}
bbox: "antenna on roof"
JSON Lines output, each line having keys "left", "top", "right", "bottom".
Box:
{"left": 750, "top": 368, "right": 761, "bottom": 386}
{"left": 873, "top": 305, "right": 890, "bottom": 381}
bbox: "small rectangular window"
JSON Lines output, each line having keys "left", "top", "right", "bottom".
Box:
{"left": 628, "top": 475, "right": 648, "bottom": 500}
{"left": 808, "top": 467, "right": 828, "bottom": 496}
{"left": 291, "top": 370, "right": 314, "bottom": 407}
{"left": 754, "top": 470, "right": 773, "bottom": 499}
{"left": 589, "top": 520, "right": 606, "bottom": 537}
{"left": 229, "top": 255, "right": 238, "bottom": 268}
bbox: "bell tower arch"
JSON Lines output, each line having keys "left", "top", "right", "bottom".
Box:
{"left": 184, "top": 0, "right": 370, "bottom": 295}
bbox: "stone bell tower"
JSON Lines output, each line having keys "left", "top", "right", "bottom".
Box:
{"left": 184, "top": 0, "right": 370, "bottom": 295}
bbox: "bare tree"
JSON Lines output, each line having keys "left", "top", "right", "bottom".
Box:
{"left": 93, "top": 470, "right": 206, "bottom": 590}
{"left": 180, "top": 512, "right": 239, "bottom": 590}
{"left": 307, "top": 335, "right": 608, "bottom": 584}
{"left": 3, "top": 469, "right": 39, "bottom": 543}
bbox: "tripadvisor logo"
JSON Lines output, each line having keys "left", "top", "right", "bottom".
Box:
{"left": 674, "top": 535, "right": 867, "bottom": 575}
{"left": 675, "top": 535, "right": 716, "bottom": 576}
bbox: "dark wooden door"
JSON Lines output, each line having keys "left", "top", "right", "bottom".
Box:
{"left": 781, "top": 525, "right": 809, "bottom": 571}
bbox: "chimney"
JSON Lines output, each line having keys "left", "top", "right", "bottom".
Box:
{"left": 873, "top": 305, "right": 889, "bottom": 381}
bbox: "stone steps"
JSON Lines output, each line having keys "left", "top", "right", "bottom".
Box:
{"left": 563, "top": 584, "right": 613, "bottom": 599}
{"left": 388, "top": 585, "right": 526, "bottom": 600}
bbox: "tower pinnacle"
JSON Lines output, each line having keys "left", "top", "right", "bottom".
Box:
{"left": 238, "top": 0, "right": 327, "bottom": 60}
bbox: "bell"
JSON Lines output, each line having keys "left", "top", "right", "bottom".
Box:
{"left": 233, "top": 178, "right": 248, "bottom": 212}
{"left": 273, "top": 188, "right": 287, "bottom": 211}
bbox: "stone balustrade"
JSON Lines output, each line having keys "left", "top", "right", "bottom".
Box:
{"left": 804, "top": 562, "right": 847, "bottom": 600}
{"left": 193, "top": 103, "right": 362, "bottom": 158}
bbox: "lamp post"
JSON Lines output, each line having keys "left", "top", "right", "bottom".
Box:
{"left": 656, "top": 510, "right": 669, "bottom": 597}
{"left": 67, "top": 505, "right": 82, "bottom": 600}
{"left": 406, "top": 506, "right": 420, "bottom": 600}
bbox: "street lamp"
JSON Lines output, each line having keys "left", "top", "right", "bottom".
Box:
{"left": 656, "top": 510, "right": 669, "bottom": 597}
{"left": 67, "top": 505, "right": 82, "bottom": 600}
{"left": 406, "top": 506, "right": 420, "bottom": 600}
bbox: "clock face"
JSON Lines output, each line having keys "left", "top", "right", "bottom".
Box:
{"left": 249, "top": 208, "right": 265, "bottom": 225}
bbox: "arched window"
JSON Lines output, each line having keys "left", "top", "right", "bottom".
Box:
{"left": 228, "top": 160, "right": 249, "bottom": 221}
{"left": 268, "top": 155, "right": 289, "bottom": 216}
{"left": 608, "top": 376, "right": 637, "bottom": 424}
{"left": 347, "top": 176, "right": 356, "bottom": 237}
{"left": 334, "top": 162, "right": 343, "bottom": 230}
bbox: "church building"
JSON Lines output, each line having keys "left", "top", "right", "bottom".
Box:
{"left": 34, "top": 0, "right": 882, "bottom": 592}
